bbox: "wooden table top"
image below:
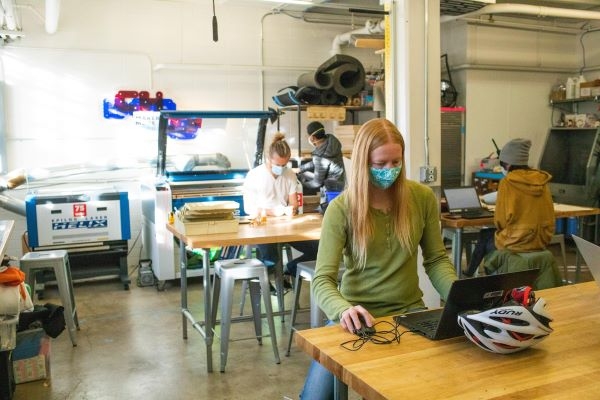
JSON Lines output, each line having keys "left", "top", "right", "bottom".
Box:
{"left": 441, "top": 203, "right": 600, "bottom": 229}
{"left": 166, "top": 212, "right": 323, "bottom": 248}
{"left": 295, "top": 282, "right": 600, "bottom": 400}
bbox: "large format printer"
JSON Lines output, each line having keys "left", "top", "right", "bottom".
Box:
{"left": 141, "top": 169, "right": 247, "bottom": 287}
{"left": 141, "top": 109, "right": 278, "bottom": 288}
{"left": 25, "top": 190, "right": 131, "bottom": 289}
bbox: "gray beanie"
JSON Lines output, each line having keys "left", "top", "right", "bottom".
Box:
{"left": 499, "top": 138, "right": 531, "bottom": 166}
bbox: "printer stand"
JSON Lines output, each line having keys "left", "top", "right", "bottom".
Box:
{"left": 25, "top": 239, "right": 130, "bottom": 296}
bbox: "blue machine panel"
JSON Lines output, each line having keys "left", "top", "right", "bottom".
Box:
{"left": 26, "top": 191, "right": 131, "bottom": 248}
{"left": 166, "top": 169, "right": 248, "bottom": 216}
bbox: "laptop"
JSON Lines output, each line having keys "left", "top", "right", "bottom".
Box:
{"left": 571, "top": 235, "right": 600, "bottom": 286}
{"left": 444, "top": 186, "right": 494, "bottom": 219}
{"left": 394, "top": 269, "right": 540, "bottom": 340}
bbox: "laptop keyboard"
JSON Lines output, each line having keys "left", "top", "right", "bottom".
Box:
{"left": 414, "top": 319, "right": 439, "bottom": 331}
{"left": 394, "top": 314, "right": 439, "bottom": 334}
{"left": 461, "top": 210, "right": 493, "bottom": 219}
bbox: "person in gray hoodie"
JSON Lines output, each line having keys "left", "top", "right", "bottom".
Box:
{"left": 298, "top": 121, "right": 346, "bottom": 195}
{"left": 285, "top": 122, "right": 346, "bottom": 283}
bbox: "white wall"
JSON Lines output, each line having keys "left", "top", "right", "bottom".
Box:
{"left": 0, "top": 0, "right": 381, "bottom": 269}
{"left": 2, "top": 0, "right": 599, "bottom": 275}
{"left": 442, "top": 19, "right": 600, "bottom": 183}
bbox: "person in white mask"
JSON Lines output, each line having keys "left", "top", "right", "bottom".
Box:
{"left": 243, "top": 133, "right": 314, "bottom": 292}
{"left": 297, "top": 121, "right": 346, "bottom": 196}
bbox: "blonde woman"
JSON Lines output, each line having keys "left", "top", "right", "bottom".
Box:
{"left": 300, "top": 118, "right": 457, "bottom": 399}
{"left": 243, "top": 133, "right": 317, "bottom": 290}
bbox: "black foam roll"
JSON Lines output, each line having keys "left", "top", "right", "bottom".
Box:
{"left": 318, "top": 54, "right": 363, "bottom": 73}
{"left": 295, "top": 86, "right": 322, "bottom": 105}
{"left": 320, "top": 89, "right": 341, "bottom": 105}
{"left": 328, "top": 63, "right": 365, "bottom": 98}
{"left": 272, "top": 86, "right": 301, "bottom": 106}
{"left": 297, "top": 71, "right": 333, "bottom": 90}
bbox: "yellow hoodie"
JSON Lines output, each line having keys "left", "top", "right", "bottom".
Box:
{"left": 494, "top": 168, "right": 555, "bottom": 251}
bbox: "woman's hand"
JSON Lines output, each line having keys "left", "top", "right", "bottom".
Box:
{"left": 340, "top": 305, "right": 373, "bottom": 333}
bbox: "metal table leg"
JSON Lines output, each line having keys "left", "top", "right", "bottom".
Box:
{"left": 453, "top": 227, "right": 463, "bottom": 276}
{"left": 180, "top": 243, "right": 214, "bottom": 372}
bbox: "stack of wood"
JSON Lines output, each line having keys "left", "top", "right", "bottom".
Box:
{"left": 175, "top": 201, "right": 240, "bottom": 235}
{"left": 334, "top": 124, "right": 361, "bottom": 156}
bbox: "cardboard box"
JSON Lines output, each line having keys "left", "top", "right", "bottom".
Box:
{"left": 334, "top": 125, "right": 361, "bottom": 153}
{"left": 13, "top": 354, "right": 49, "bottom": 384}
{"left": 580, "top": 79, "right": 600, "bottom": 97}
{"left": 174, "top": 216, "right": 239, "bottom": 236}
{"left": 334, "top": 125, "right": 361, "bottom": 136}
{"left": 13, "top": 333, "right": 51, "bottom": 384}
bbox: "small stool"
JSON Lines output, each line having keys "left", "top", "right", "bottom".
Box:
{"left": 211, "top": 258, "right": 280, "bottom": 372}
{"left": 20, "top": 250, "right": 79, "bottom": 346}
{"left": 239, "top": 244, "right": 293, "bottom": 318}
{"left": 286, "top": 260, "right": 344, "bottom": 356}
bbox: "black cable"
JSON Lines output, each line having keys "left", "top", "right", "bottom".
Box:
{"left": 340, "top": 320, "right": 416, "bottom": 351}
{"left": 212, "top": 0, "right": 219, "bottom": 42}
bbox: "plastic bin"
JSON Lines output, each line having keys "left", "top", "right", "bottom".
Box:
{"left": 325, "top": 191, "right": 341, "bottom": 203}
{"left": 0, "top": 315, "right": 18, "bottom": 351}
{"left": 566, "top": 217, "right": 579, "bottom": 238}
{"left": 555, "top": 218, "right": 565, "bottom": 234}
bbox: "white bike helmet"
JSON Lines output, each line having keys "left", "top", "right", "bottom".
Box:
{"left": 457, "top": 287, "right": 553, "bottom": 354}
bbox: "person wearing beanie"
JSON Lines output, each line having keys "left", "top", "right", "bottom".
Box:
{"left": 499, "top": 138, "right": 531, "bottom": 166}
{"left": 494, "top": 138, "right": 555, "bottom": 250}
{"left": 298, "top": 121, "right": 346, "bottom": 195}
{"left": 463, "top": 138, "right": 558, "bottom": 287}
{"left": 287, "top": 121, "right": 347, "bottom": 282}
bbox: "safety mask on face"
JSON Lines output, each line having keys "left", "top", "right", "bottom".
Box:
{"left": 308, "top": 133, "right": 318, "bottom": 148}
{"left": 369, "top": 165, "right": 402, "bottom": 189}
{"left": 271, "top": 165, "right": 285, "bottom": 176}
{"left": 501, "top": 166, "right": 508, "bottom": 176}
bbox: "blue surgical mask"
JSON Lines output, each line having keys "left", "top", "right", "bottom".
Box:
{"left": 271, "top": 165, "right": 285, "bottom": 176}
{"left": 369, "top": 165, "right": 402, "bottom": 189}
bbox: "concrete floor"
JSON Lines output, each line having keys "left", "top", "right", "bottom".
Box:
{"left": 12, "top": 274, "right": 323, "bottom": 400}
{"left": 11, "top": 240, "right": 594, "bottom": 400}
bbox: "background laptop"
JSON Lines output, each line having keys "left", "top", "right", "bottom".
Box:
{"left": 571, "top": 235, "right": 600, "bottom": 285}
{"left": 394, "top": 269, "right": 540, "bottom": 340}
{"left": 444, "top": 186, "right": 494, "bottom": 219}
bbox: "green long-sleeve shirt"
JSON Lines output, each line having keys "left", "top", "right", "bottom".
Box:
{"left": 312, "top": 181, "right": 458, "bottom": 320}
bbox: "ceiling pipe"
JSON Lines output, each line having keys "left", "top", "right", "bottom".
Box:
{"left": 461, "top": 17, "right": 583, "bottom": 34}
{"left": 331, "top": 19, "right": 384, "bottom": 54}
{"left": 45, "top": 0, "right": 60, "bottom": 34}
{"left": 441, "top": 3, "right": 600, "bottom": 23}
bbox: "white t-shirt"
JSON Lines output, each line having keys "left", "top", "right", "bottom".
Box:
{"left": 243, "top": 164, "right": 297, "bottom": 216}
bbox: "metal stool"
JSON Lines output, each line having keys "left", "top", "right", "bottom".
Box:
{"left": 211, "top": 258, "right": 280, "bottom": 372}
{"left": 286, "top": 260, "right": 344, "bottom": 356}
{"left": 442, "top": 227, "right": 481, "bottom": 276}
{"left": 20, "top": 250, "right": 79, "bottom": 346}
{"left": 239, "top": 244, "right": 293, "bottom": 318}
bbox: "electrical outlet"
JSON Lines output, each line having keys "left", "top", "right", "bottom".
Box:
{"left": 419, "top": 166, "right": 437, "bottom": 183}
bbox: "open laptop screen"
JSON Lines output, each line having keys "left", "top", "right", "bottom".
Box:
{"left": 444, "top": 187, "right": 482, "bottom": 213}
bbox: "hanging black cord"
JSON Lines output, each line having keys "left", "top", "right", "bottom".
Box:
{"left": 442, "top": 53, "right": 453, "bottom": 86}
{"left": 212, "top": 0, "right": 219, "bottom": 42}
